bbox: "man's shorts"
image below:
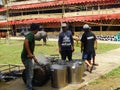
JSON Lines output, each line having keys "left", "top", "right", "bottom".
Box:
{"left": 82, "top": 52, "right": 92, "bottom": 61}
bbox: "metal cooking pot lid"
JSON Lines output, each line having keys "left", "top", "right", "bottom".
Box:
{"left": 67, "top": 61, "right": 82, "bottom": 68}
{"left": 51, "top": 64, "right": 66, "bottom": 70}
{"left": 76, "top": 61, "right": 82, "bottom": 65}
{"left": 36, "top": 54, "right": 50, "bottom": 64}
{"left": 67, "top": 63, "right": 78, "bottom": 68}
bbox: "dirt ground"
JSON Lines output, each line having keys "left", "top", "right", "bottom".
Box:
{"left": 0, "top": 77, "right": 120, "bottom": 90}
{"left": 79, "top": 77, "right": 120, "bottom": 90}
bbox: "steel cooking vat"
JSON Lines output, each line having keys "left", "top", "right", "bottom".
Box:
{"left": 51, "top": 64, "right": 68, "bottom": 88}
{"left": 67, "top": 60, "right": 84, "bottom": 84}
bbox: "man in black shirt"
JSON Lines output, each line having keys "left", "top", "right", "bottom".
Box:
{"left": 81, "top": 24, "right": 96, "bottom": 73}
{"left": 58, "top": 22, "right": 74, "bottom": 61}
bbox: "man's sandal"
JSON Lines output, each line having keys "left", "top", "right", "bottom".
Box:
{"left": 93, "top": 63, "right": 99, "bottom": 66}
{"left": 89, "top": 65, "right": 94, "bottom": 73}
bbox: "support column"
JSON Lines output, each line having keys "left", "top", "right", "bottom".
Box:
{"left": 6, "top": 0, "right": 10, "bottom": 44}
{"left": 98, "top": 5, "right": 102, "bottom": 35}
{"left": 100, "top": 26, "right": 102, "bottom": 36}
{"left": 60, "top": 0, "right": 65, "bottom": 32}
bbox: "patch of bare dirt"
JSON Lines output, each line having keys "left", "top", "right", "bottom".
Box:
{"left": 0, "top": 78, "right": 25, "bottom": 90}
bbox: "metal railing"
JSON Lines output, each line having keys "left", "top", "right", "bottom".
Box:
{"left": 0, "top": 64, "right": 24, "bottom": 73}
{"left": 7, "top": 13, "right": 62, "bottom": 21}
{"left": 6, "top": 8, "right": 120, "bottom": 21}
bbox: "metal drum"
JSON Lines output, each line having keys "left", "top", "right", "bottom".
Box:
{"left": 51, "top": 64, "right": 68, "bottom": 88}
{"left": 22, "top": 64, "right": 50, "bottom": 86}
{"left": 67, "top": 60, "right": 84, "bottom": 84}
{"left": 22, "top": 54, "right": 51, "bottom": 87}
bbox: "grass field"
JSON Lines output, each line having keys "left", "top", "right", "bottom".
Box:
{"left": 0, "top": 39, "right": 120, "bottom": 65}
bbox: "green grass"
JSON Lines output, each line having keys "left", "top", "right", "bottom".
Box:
{"left": 0, "top": 40, "right": 23, "bottom": 64}
{"left": 104, "top": 66, "right": 120, "bottom": 78}
{"left": 0, "top": 39, "right": 120, "bottom": 65}
{"left": 97, "top": 43, "right": 120, "bottom": 54}
{"left": 89, "top": 66, "right": 120, "bottom": 85}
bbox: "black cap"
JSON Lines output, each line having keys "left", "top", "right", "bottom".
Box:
{"left": 30, "top": 23, "right": 39, "bottom": 31}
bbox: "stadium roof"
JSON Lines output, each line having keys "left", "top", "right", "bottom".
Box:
{"left": 0, "top": 0, "right": 119, "bottom": 11}
{"left": 0, "top": 7, "right": 6, "bottom": 12}
{"left": 10, "top": 0, "right": 118, "bottom": 10}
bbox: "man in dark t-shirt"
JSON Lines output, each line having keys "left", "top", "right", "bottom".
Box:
{"left": 21, "top": 23, "right": 41, "bottom": 90}
{"left": 58, "top": 22, "right": 74, "bottom": 61}
{"left": 81, "top": 24, "right": 96, "bottom": 73}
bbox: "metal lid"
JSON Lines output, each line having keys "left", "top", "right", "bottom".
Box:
{"left": 51, "top": 64, "right": 66, "bottom": 70}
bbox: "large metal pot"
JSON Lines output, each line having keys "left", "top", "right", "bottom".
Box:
{"left": 51, "top": 64, "right": 68, "bottom": 88}
{"left": 67, "top": 60, "right": 84, "bottom": 84}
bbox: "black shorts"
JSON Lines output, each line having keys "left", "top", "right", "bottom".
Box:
{"left": 82, "top": 52, "right": 92, "bottom": 61}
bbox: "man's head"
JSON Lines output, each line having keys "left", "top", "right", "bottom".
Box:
{"left": 30, "top": 23, "right": 39, "bottom": 34}
{"left": 61, "top": 22, "right": 67, "bottom": 31}
{"left": 83, "top": 24, "right": 91, "bottom": 31}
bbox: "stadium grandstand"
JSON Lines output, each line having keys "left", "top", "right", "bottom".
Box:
{"left": 0, "top": 0, "right": 120, "bottom": 40}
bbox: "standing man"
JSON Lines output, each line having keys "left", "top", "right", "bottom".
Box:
{"left": 58, "top": 22, "right": 74, "bottom": 61}
{"left": 21, "top": 23, "right": 40, "bottom": 90}
{"left": 81, "top": 24, "right": 96, "bottom": 73}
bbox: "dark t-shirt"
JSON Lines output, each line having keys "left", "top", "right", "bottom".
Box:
{"left": 21, "top": 32, "right": 35, "bottom": 59}
{"left": 58, "top": 30, "right": 73, "bottom": 51}
{"left": 81, "top": 31, "right": 96, "bottom": 54}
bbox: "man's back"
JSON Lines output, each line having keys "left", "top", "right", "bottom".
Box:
{"left": 21, "top": 32, "right": 35, "bottom": 59}
{"left": 81, "top": 31, "right": 96, "bottom": 53}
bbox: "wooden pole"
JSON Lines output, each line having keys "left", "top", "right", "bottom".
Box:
{"left": 98, "top": 5, "right": 102, "bottom": 35}
{"left": 6, "top": 0, "right": 10, "bottom": 44}
{"left": 60, "top": 0, "right": 65, "bottom": 32}
{"left": 62, "top": 0, "right": 65, "bottom": 19}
